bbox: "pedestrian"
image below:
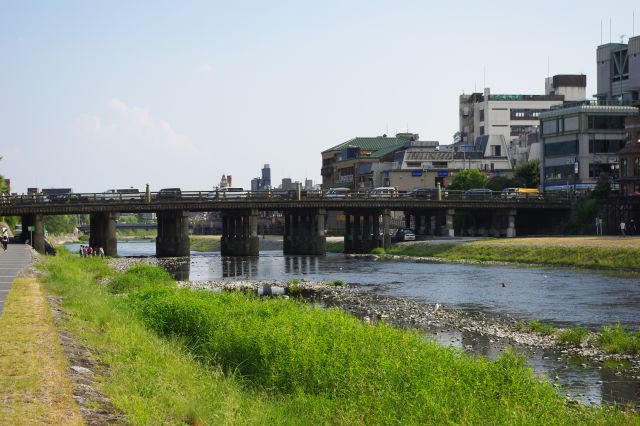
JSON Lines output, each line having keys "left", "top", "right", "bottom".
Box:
{"left": 1, "top": 227, "right": 9, "bottom": 251}
{"left": 630, "top": 219, "right": 637, "bottom": 236}
{"left": 87, "top": 246, "right": 93, "bottom": 256}
{"left": 98, "top": 247, "right": 105, "bottom": 258}
{"left": 620, "top": 221, "right": 626, "bottom": 236}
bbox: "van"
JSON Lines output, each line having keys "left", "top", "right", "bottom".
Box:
{"left": 369, "top": 187, "right": 398, "bottom": 198}
{"left": 325, "top": 188, "right": 351, "bottom": 198}
{"left": 157, "top": 188, "right": 182, "bottom": 200}
{"left": 214, "top": 187, "right": 247, "bottom": 199}
{"left": 463, "top": 188, "right": 493, "bottom": 200}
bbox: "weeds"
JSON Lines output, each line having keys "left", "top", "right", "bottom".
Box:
{"left": 371, "top": 247, "right": 386, "bottom": 255}
{"left": 528, "top": 320, "right": 556, "bottom": 336}
{"left": 557, "top": 327, "right": 589, "bottom": 345}
{"left": 598, "top": 323, "right": 640, "bottom": 354}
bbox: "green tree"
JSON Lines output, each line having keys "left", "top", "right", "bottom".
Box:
{"left": 591, "top": 174, "right": 612, "bottom": 201}
{"left": 486, "top": 176, "right": 516, "bottom": 191}
{"left": 44, "top": 215, "right": 77, "bottom": 235}
{"left": 447, "top": 169, "right": 487, "bottom": 191}
{"left": 513, "top": 160, "right": 540, "bottom": 188}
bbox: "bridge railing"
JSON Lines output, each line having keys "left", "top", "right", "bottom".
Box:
{"left": 0, "top": 189, "right": 571, "bottom": 206}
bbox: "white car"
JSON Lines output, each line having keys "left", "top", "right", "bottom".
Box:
{"left": 207, "top": 187, "right": 248, "bottom": 199}
{"left": 325, "top": 188, "right": 351, "bottom": 198}
{"left": 369, "top": 187, "right": 398, "bottom": 198}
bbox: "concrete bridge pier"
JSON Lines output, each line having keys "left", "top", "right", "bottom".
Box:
{"left": 405, "top": 211, "right": 433, "bottom": 236}
{"left": 439, "top": 209, "right": 455, "bottom": 237}
{"left": 221, "top": 209, "right": 259, "bottom": 256}
{"left": 506, "top": 209, "right": 517, "bottom": 238}
{"left": 89, "top": 212, "right": 119, "bottom": 256}
{"left": 156, "top": 210, "right": 190, "bottom": 257}
{"left": 283, "top": 209, "right": 326, "bottom": 255}
{"left": 344, "top": 209, "right": 389, "bottom": 254}
{"left": 20, "top": 214, "right": 45, "bottom": 253}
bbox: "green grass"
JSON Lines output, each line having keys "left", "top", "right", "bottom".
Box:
{"left": 557, "top": 327, "right": 590, "bottom": 345}
{"left": 527, "top": 320, "right": 556, "bottom": 336}
{"left": 598, "top": 323, "right": 640, "bottom": 354}
{"left": 384, "top": 242, "right": 640, "bottom": 269}
{"left": 116, "top": 229, "right": 157, "bottom": 239}
{"left": 39, "top": 254, "right": 635, "bottom": 424}
{"left": 371, "top": 247, "right": 386, "bottom": 255}
{"left": 189, "top": 236, "right": 221, "bottom": 252}
{"left": 326, "top": 241, "right": 344, "bottom": 253}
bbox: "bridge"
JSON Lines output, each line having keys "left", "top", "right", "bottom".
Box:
{"left": 0, "top": 190, "right": 571, "bottom": 257}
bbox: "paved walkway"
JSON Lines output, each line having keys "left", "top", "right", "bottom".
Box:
{"left": 0, "top": 244, "right": 34, "bottom": 315}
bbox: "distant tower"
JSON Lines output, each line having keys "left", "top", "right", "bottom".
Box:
{"left": 261, "top": 164, "right": 271, "bottom": 189}
{"left": 219, "top": 174, "right": 227, "bottom": 188}
{"left": 227, "top": 175, "right": 232, "bottom": 187}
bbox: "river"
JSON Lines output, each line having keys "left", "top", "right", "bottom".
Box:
{"left": 66, "top": 240, "right": 640, "bottom": 407}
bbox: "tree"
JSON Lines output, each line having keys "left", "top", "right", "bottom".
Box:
{"left": 44, "top": 215, "right": 77, "bottom": 235}
{"left": 447, "top": 169, "right": 487, "bottom": 191}
{"left": 486, "top": 176, "right": 516, "bottom": 191}
{"left": 591, "top": 174, "right": 612, "bottom": 201}
{"left": 513, "top": 160, "right": 540, "bottom": 188}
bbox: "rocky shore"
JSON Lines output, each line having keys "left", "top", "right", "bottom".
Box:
{"left": 107, "top": 257, "right": 640, "bottom": 375}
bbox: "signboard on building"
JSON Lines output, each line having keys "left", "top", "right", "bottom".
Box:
{"left": 437, "top": 171, "right": 449, "bottom": 177}
{"left": 411, "top": 170, "right": 423, "bottom": 177}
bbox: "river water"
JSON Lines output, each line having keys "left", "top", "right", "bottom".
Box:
{"left": 66, "top": 240, "right": 640, "bottom": 407}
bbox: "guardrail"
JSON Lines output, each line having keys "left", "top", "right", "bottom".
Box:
{"left": 0, "top": 189, "right": 570, "bottom": 206}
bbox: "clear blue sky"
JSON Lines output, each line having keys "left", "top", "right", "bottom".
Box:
{"left": 1, "top": 1, "right": 638, "bottom": 193}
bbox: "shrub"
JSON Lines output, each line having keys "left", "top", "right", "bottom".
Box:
{"left": 108, "top": 264, "right": 175, "bottom": 294}
{"left": 371, "top": 247, "right": 386, "bottom": 255}
{"left": 557, "top": 327, "right": 589, "bottom": 345}
{"left": 598, "top": 322, "right": 640, "bottom": 354}
{"left": 329, "top": 280, "right": 345, "bottom": 286}
{"left": 528, "top": 320, "right": 556, "bottom": 336}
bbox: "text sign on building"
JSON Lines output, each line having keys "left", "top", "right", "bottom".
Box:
{"left": 437, "top": 171, "right": 449, "bottom": 177}
{"left": 411, "top": 171, "right": 423, "bottom": 177}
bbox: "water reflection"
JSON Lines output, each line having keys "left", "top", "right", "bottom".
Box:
{"left": 221, "top": 257, "right": 259, "bottom": 278}
{"left": 284, "top": 256, "right": 320, "bottom": 276}
{"left": 163, "top": 257, "right": 190, "bottom": 281}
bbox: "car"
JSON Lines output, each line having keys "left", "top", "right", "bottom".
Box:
{"left": 325, "top": 188, "right": 351, "bottom": 198}
{"left": 369, "top": 187, "right": 398, "bottom": 198}
{"left": 402, "top": 188, "right": 447, "bottom": 199}
{"left": 157, "top": 188, "right": 182, "bottom": 200}
{"left": 208, "top": 187, "right": 247, "bottom": 199}
{"left": 501, "top": 187, "right": 542, "bottom": 200}
{"left": 463, "top": 188, "right": 493, "bottom": 200}
{"left": 392, "top": 228, "right": 416, "bottom": 242}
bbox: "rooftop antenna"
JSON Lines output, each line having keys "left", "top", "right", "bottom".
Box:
{"left": 600, "top": 20, "right": 603, "bottom": 44}
{"left": 610, "top": 17, "right": 612, "bottom": 43}
{"left": 483, "top": 66, "right": 486, "bottom": 89}
{"left": 620, "top": 34, "right": 627, "bottom": 44}
{"left": 547, "top": 56, "right": 550, "bottom": 78}
{"left": 633, "top": 11, "right": 636, "bottom": 36}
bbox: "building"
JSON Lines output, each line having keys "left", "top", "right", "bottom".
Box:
{"left": 508, "top": 126, "right": 541, "bottom": 166}
{"left": 321, "top": 133, "right": 416, "bottom": 190}
{"left": 261, "top": 164, "right": 271, "bottom": 189}
{"left": 539, "top": 101, "right": 639, "bottom": 191}
{"left": 251, "top": 177, "right": 262, "bottom": 192}
{"left": 596, "top": 36, "right": 640, "bottom": 104}
{"left": 280, "top": 178, "right": 294, "bottom": 191}
{"left": 617, "top": 115, "right": 640, "bottom": 195}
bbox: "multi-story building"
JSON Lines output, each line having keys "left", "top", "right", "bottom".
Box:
{"left": 321, "top": 133, "right": 415, "bottom": 190}
{"left": 617, "top": 115, "right": 640, "bottom": 195}
{"left": 539, "top": 101, "right": 639, "bottom": 191}
{"left": 459, "top": 75, "right": 585, "bottom": 150}
{"left": 261, "top": 164, "right": 271, "bottom": 189}
{"left": 596, "top": 36, "right": 640, "bottom": 104}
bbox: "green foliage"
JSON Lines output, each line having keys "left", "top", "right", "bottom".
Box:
{"left": 513, "top": 160, "right": 540, "bottom": 188}
{"left": 371, "top": 247, "right": 386, "bottom": 255}
{"left": 527, "top": 320, "right": 556, "bottom": 335}
{"left": 325, "top": 241, "right": 344, "bottom": 253}
{"left": 108, "top": 264, "right": 175, "bottom": 294}
{"left": 598, "top": 323, "right": 640, "bottom": 354}
{"left": 288, "top": 277, "right": 301, "bottom": 286}
{"left": 557, "top": 327, "right": 589, "bottom": 345}
{"left": 44, "top": 215, "right": 77, "bottom": 235}
{"left": 329, "top": 280, "right": 345, "bottom": 286}
{"left": 486, "top": 176, "right": 516, "bottom": 191}
{"left": 566, "top": 198, "right": 600, "bottom": 235}
{"left": 447, "top": 169, "right": 487, "bottom": 190}
{"left": 39, "top": 254, "right": 634, "bottom": 424}
{"left": 386, "top": 242, "right": 640, "bottom": 269}
{"left": 189, "top": 237, "right": 220, "bottom": 252}
{"left": 592, "top": 174, "right": 612, "bottom": 201}
{"left": 116, "top": 214, "right": 139, "bottom": 224}
{"left": 1, "top": 216, "right": 18, "bottom": 231}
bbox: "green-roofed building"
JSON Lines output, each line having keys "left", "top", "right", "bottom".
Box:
{"left": 321, "top": 133, "right": 417, "bottom": 190}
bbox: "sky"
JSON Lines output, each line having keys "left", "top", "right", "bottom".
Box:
{"left": 1, "top": 1, "right": 639, "bottom": 193}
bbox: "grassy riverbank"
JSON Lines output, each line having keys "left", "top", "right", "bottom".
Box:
{"left": 189, "top": 235, "right": 221, "bottom": 252}
{"left": 328, "top": 237, "right": 640, "bottom": 270}
{"left": 38, "top": 253, "right": 634, "bottom": 424}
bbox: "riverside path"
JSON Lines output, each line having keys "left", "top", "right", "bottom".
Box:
{"left": 0, "top": 244, "right": 33, "bottom": 315}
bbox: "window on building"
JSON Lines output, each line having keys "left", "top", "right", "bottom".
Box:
{"left": 432, "top": 161, "right": 448, "bottom": 168}
{"left": 544, "top": 140, "right": 578, "bottom": 157}
{"left": 545, "top": 164, "right": 574, "bottom": 180}
{"left": 589, "top": 163, "right": 616, "bottom": 178}
{"left": 542, "top": 119, "right": 557, "bottom": 135}
{"left": 621, "top": 159, "right": 628, "bottom": 177}
{"left": 406, "top": 162, "right": 421, "bottom": 168}
{"left": 491, "top": 145, "right": 501, "bottom": 157}
{"left": 510, "top": 109, "right": 547, "bottom": 120}
{"left": 635, "top": 158, "right": 640, "bottom": 177}
{"left": 612, "top": 49, "right": 629, "bottom": 81}
{"left": 479, "top": 109, "right": 484, "bottom": 122}
{"left": 479, "top": 126, "right": 485, "bottom": 135}
{"left": 510, "top": 125, "right": 529, "bottom": 136}
{"left": 587, "top": 115, "right": 625, "bottom": 130}
{"left": 588, "top": 139, "right": 626, "bottom": 154}
{"left": 563, "top": 116, "right": 580, "bottom": 132}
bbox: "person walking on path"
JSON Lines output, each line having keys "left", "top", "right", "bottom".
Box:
{"left": 1, "top": 227, "right": 9, "bottom": 251}
{"left": 620, "top": 221, "right": 626, "bottom": 236}
{"left": 629, "top": 219, "right": 637, "bottom": 236}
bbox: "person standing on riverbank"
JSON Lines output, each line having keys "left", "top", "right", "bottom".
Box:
{"left": 620, "top": 221, "right": 626, "bottom": 236}
{"left": 1, "top": 227, "right": 9, "bottom": 251}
